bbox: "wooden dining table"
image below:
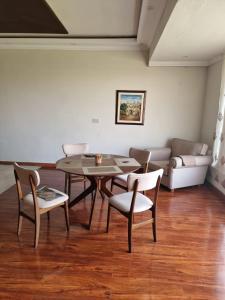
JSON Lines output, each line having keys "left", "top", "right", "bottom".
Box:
{"left": 56, "top": 154, "right": 141, "bottom": 228}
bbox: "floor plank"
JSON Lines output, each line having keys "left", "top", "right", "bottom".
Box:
{"left": 0, "top": 169, "right": 225, "bottom": 299}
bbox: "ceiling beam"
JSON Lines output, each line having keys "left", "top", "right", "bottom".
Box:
{"left": 148, "top": 0, "right": 177, "bottom": 66}
{"left": 137, "top": 0, "right": 149, "bottom": 44}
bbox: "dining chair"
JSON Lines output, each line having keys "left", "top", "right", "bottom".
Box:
{"left": 107, "top": 169, "right": 163, "bottom": 253}
{"left": 111, "top": 148, "right": 151, "bottom": 192}
{"left": 14, "top": 163, "right": 69, "bottom": 248}
{"left": 62, "top": 143, "right": 89, "bottom": 202}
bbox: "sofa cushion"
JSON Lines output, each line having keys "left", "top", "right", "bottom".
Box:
{"left": 145, "top": 147, "right": 171, "bottom": 161}
{"left": 171, "top": 138, "right": 208, "bottom": 157}
{"left": 149, "top": 160, "right": 169, "bottom": 176}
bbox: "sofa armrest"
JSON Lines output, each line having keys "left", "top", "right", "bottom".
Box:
{"left": 194, "top": 155, "right": 212, "bottom": 166}
{"left": 170, "top": 155, "right": 212, "bottom": 169}
{"left": 170, "top": 157, "right": 183, "bottom": 168}
{"left": 145, "top": 147, "right": 171, "bottom": 161}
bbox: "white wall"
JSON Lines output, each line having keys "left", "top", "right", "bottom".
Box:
{"left": 201, "top": 60, "right": 222, "bottom": 148}
{"left": 0, "top": 50, "right": 206, "bottom": 163}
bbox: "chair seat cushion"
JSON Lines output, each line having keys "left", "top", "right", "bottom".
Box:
{"left": 149, "top": 160, "right": 169, "bottom": 176}
{"left": 114, "top": 173, "right": 129, "bottom": 184}
{"left": 110, "top": 191, "right": 153, "bottom": 213}
{"left": 23, "top": 188, "right": 68, "bottom": 209}
{"left": 70, "top": 174, "right": 85, "bottom": 180}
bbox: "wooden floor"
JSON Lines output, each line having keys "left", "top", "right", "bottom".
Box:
{"left": 0, "top": 169, "right": 225, "bottom": 299}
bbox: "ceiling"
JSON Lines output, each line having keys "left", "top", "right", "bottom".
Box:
{"left": 0, "top": 0, "right": 170, "bottom": 54}
{"left": 47, "top": 0, "right": 142, "bottom": 37}
{"left": 0, "top": 0, "right": 225, "bottom": 66}
{"left": 150, "top": 0, "right": 225, "bottom": 66}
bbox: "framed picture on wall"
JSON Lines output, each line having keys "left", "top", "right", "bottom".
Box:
{"left": 115, "top": 90, "right": 146, "bottom": 125}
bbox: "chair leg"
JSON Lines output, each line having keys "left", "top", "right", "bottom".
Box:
{"left": 64, "top": 201, "right": 70, "bottom": 231}
{"left": 17, "top": 213, "right": 23, "bottom": 236}
{"left": 152, "top": 208, "right": 157, "bottom": 242}
{"left": 110, "top": 178, "right": 114, "bottom": 192}
{"left": 34, "top": 213, "right": 40, "bottom": 248}
{"left": 68, "top": 175, "right": 71, "bottom": 203}
{"left": 64, "top": 173, "right": 68, "bottom": 194}
{"left": 128, "top": 216, "right": 133, "bottom": 253}
{"left": 47, "top": 211, "right": 50, "bottom": 221}
{"left": 83, "top": 177, "right": 86, "bottom": 200}
{"left": 106, "top": 204, "right": 111, "bottom": 233}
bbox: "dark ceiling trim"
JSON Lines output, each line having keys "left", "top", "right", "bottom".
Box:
{"left": 42, "top": 0, "right": 68, "bottom": 34}
{"left": 0, "top": 35, "right": 137, "bottom": 39}
{"left": 0, "top": 0, "right": 68, "bottom": 34}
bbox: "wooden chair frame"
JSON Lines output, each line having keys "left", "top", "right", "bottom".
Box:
{"left": 111, "top": 148, "right": 150, "bottom": 192}
{"left": 14, "top": 170, "right": 69, "bottom": 248}
{"left": 62, "top": 143, "right": 89, "bottom": 203}
{"left": 107, "top": 175, "right": 161, "bottom": 253}
{"left": 111, "top": 163, "right": 149, "bottom": 192}
{"left": 64, "top": 172, "right": 87, "bottom": 202}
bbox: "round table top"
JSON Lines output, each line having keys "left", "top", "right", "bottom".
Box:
{"left": 56, "top": 154, "right": 141, "bottom": 176}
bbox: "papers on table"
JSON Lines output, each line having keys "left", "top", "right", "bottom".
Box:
{"left": 57, "top": 159, "right": 82, "bottom": 168}
{"left": 57, "top": 156, "right": 140, "bottom": 172}
{"left": 114, "top": 158, "right": 141, "bottom": 167}
{"left": 83, "top": 165, "right": 122, "bottom": 174}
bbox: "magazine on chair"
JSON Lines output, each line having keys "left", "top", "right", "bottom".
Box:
{"left": 36, "top": 186, "right": 62, "bottom": 201}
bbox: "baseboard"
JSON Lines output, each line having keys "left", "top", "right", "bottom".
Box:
{"left": 206, "top": 180, "right": 225, "bottom": 199}
{"left": 0, "top": 161, "right": 56, "bottom": 169}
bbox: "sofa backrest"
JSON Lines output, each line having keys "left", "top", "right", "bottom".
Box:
{"left": 171, "top": 138, "right": 208, "bottom": 157}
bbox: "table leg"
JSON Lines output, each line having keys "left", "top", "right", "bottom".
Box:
{"left": 88, "top": 188, "right": 97, "bottom": 229}
{"left": 68, "top": 176, "right": 97, "bottom": 208}
{"left": 88, "top": 176, "right": 113, "bottom": 229}
{"left": 97, "top": 179, "right": 105, "bottom": 200}
{"left": 100, "top": 176, "right": 113, "bottom": 198}
{"left": 68, "top": 175, "right": 113, "bottom": 229}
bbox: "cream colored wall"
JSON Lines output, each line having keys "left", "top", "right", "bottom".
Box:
{"left": 0, "top": 50, "right": 206, "bottom": 163}
{"left": 200, "top": 61, "right": 222, "bottom": 148}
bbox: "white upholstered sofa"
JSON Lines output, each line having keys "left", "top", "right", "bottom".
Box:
{"left": 145, "top": 138, "right": 212, "bottom": 191}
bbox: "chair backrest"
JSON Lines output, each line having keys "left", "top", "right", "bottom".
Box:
{"left": 127, "top": 169, "right": 163, "bottom": 192}
{"left": 129, "top": 148, "right": 151, "bottom": 172}
{"left": 62, "top": 143, "right": 89, "bottom": 157}
{"left": 14, "top": 163, "right": 40, "bottom": 187}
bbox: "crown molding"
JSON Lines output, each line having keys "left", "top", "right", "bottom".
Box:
{"left": 148, "top": 53, "right": 225, "bottom": 67}
{"left": 208, "top": 54, "right": 224, "bottom": 66}
{"left": 0, "top": 37, "right": 143, "bottom": 51}
{"left": 149, "top": 60, "right": 209, "bottom": 67}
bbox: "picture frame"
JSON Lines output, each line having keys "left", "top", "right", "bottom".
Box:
{"left": 115, "top": 90, "right": 146, "bottom": 125}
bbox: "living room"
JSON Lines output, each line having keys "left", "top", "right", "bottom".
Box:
{"left": 0, "top": 0, "right": 225, "bottom": 299}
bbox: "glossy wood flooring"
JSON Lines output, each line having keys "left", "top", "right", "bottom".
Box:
{"left": 0, "top": 169, "right": 225, "bottom": 299}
